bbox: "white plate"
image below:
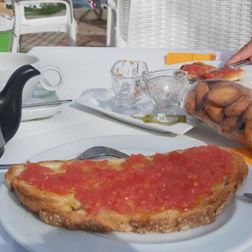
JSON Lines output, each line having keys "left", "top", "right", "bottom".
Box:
{"left": 21, "top": 93, "right": 62, "bottom": 121}
{"left": 0, "top": 134, "right": 251, "bottom": 252}
{"left": 21, "top": 105, "right": 62, "bottom": 121}
{"left": 76, "top": 89, "right": 197, "bottom": 135}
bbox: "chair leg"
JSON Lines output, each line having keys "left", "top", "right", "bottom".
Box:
{"left": 95, "top": 8, "right": 103, "bottom": 20}
{"left": 12, "top": 21, "right": 21, "bottom": 52}
{"left": 68, "top": 24, "right": 77, "bottom": 46}
{"left": 11, "top": 33, "right": 20, "bottom": 52}
{"left": 106, "top": 7, "right": 116, "bottom": 46}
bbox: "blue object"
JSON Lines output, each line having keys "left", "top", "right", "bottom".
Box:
{"left": 72, "top": 0, "right": 90, "bottom": 8}
{"left": 72, "top": 0, "right": 106, "bottom": 8}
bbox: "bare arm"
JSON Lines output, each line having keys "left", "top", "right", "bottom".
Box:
{"left": 227, "top": 40, "right": 252, "bottom": 65}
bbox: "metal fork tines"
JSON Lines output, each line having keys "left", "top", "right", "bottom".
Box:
{"left": 75, "top": 146, "right": 129, "bottom": 160}
{"left": 0, "top": 146, "right": 130, "bottom": 170}
{"left": 22, "top": 99, "right": 73, "bottom": 108}
{"left": 243, "top": 193, "right": 252, "bottom": 200}
{"left": 0, "top": 164, "right": 13, "bottom": 169}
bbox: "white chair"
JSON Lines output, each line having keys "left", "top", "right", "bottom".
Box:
{"left": 106, "top": 0, "right": 117, "bottom": 46}
{"left": 107, "top": 0, "right": 252, "bottom": 51}
{"left": 11, "top": 0, "right": 78, "bottom": 51}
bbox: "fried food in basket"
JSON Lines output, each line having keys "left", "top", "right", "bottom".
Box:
{"left": 224, "top": 95, "right": 251, "bottom": 117}
{"left": 243, "top": 104, "right": 252, "bottom": 121}
{"left": 195, "top": 81, "right": 209, "bottom": 108}
{"left": 183, "top": 79, "right": 252, "bottom": 149}
{"left": 245, "top": 120, "right": 252, "bottom": 149}
{"left": 204, "top": 102, "right": 224, "bottom": 123}
{"left": 184, "top": 90, "right": 196, "bottom": 115}
{"left": 207, "top": 83, "right": 242, "bottom": 107}
{"left": 220, "top": 116, "right": 239, "bottom": 134}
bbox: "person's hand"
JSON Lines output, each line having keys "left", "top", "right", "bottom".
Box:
{"left": 227, "top": 39, "right": 252, "bottom": 65}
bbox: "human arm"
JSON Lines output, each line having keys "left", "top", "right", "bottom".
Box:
{"left": 227, "top": 39, "right": 252, "bottom": 65}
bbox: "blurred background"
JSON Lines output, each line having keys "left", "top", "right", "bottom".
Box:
{"left": 2, "top": 0, "right": 107, "bottom": 52}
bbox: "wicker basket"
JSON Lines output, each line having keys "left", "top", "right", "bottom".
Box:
{"left": 113, "top": 0, "right": 252, "bottom": 50}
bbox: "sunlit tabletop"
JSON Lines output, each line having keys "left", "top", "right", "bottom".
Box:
{"left": 0, "top": 46, "right": 250, "bottom": 252}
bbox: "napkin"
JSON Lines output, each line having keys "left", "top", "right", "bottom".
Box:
{"left": 232, "top": 147, "right": 252, "bottom": 165}
{"left": 165, "top": 52, "right": 216, "bottom": 65}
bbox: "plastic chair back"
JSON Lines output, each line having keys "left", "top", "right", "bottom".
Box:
{"left": 114, "top": 0, "right": 252, "bottom": 50}
{"left": 12, "top": 0, "right": 78, "bottom": 51}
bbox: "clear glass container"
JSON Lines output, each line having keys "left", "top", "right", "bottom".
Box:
{"left": 110, "top": 59, "right": 148, "bottom": 114}
{"left": 142, "top": 69, "right": 189, "bottom": 115}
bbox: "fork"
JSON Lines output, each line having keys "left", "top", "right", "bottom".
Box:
{"left": 200, "top": 59, "right": 252, "bottom": 84}
{"left": 0, "top": 146, "right": 129, "bottom": 170}
{"left": 228, "top": 59, "right": 251, "bottom": 68}
{"left": 75, "top": 146, "right": 129, "bottom": 160}
{"left": 22, "top": 99, "right": 73, "bottom": 108}
{"left": 243, "top": 193, "right": 252, "bottom": 200}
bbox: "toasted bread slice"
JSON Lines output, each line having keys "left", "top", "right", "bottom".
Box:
{"left": 5, "top": 145, "right": 248, "bottom": 233}
{"left": 201, "top": 66, "right": 245, "bottom": 81}
{"left": 180, "top": 62, "right": 245, "bottom": 81}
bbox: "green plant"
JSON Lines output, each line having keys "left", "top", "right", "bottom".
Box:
{"left": 24, "top": 3, "right": 65, "bottom": 16}
{"left": 38, "top": 3, "right": 65, "bottom": 15}
{"left": 6, "top": 4, "right": 13, "bottom": 10}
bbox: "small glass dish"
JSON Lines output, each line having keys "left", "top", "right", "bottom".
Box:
{"left": 110, "top": 59, "right": 148, "bottom": 114}
{"left": 142, "top": 69, "right": 189, "bottom": 115}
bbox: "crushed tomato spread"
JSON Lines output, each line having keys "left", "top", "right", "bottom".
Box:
{"left": 18, "top": 146, "right": 234, "bottom": 214}
{"left": 202, "top": 66, "right": 243, "bottom": 79}
{"left": 180, "top": 62, "right": 216, "bottom": 78}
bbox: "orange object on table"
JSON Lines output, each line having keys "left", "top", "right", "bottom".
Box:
{"left": 165, "top": 52, "right": 216, "bottom": 65}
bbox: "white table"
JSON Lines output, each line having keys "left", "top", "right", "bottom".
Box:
{"left": 0, "top": 47, "right": 250, "bottom": 252}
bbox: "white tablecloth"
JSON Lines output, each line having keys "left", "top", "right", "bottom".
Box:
{"left": 0, "top": 47, "right": 250, "bottom": 252}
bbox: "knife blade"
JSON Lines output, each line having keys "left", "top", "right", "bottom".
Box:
{"left": 22, "top": 99, "right": 73, "bottom": 108}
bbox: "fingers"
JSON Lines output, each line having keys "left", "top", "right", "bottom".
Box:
{"left": 227, "top": 40, "right": 252, "bottom": 65}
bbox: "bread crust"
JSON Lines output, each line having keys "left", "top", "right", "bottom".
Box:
{"left": 5, "top": 148, "right": 248, "bottom": 233}
{"left": 201, "top": 67, "right": 245, "bottom": 81}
